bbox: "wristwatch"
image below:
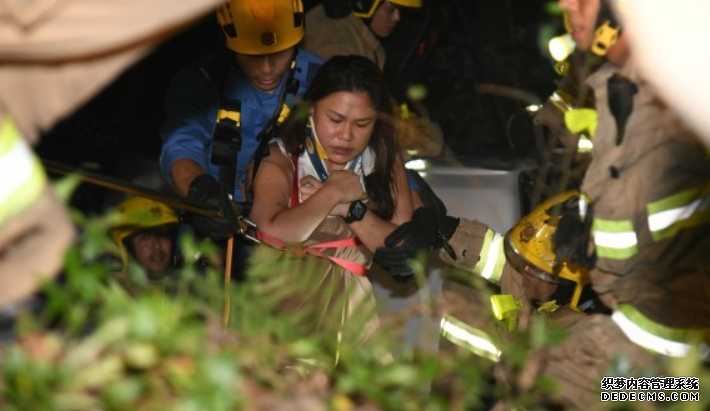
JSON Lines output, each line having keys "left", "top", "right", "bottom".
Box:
{"left": 344, "top": 200, "right": 367, "bottom": 224}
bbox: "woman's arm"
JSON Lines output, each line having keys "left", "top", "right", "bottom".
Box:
{"left": 390, "top": 155, "right": 414, "bottom": 225}
{"left": 249, "top": 144, "right": 366, "bottom": 243}
{"left": 346, "top": 155, "right": 414, "bottom": 253}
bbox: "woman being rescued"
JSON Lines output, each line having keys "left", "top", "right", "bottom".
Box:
{"left": 249, "top": 55, "right": 413, "bottom": 357}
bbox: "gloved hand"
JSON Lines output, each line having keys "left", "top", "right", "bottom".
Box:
{"left": 408, "top": 170, "right": 460, "bottom": 250}
{"left": 374, "top": 207, "right": 460, "bottom": 280}
{"left": 187, "top": 174, "right": 239, "bottom": 241}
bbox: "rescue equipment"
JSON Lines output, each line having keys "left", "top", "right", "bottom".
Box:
{"left": 504, "top": 191, "right": 596, "bottom": 313}
{"left": 216, "top": 0, "right": 305, "bottom": 55}
{"left": 109, "top": 197, "right": 179, "bottom": 270}
{"left": 491, "top": 294, "right": 522, "bottom": 331}
{"left": 208, "top": 52, "right": 300, "bottom": 204}
{"left": 255, "top": 230, "right": 366, "bottom": 276}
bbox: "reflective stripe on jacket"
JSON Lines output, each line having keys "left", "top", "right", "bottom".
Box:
{"left": 612, "top": 304, "right": 709, "bottom": 359}
{"left": 0, "top": 116, "right": 45, "bottom": 226}
{"left": 581, "top": 61, "right": 710, "bottom": 328}
{"left": 440, "top": 218, "right": 506, "bottom": 285}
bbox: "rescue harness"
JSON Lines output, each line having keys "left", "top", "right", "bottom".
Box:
{"left": 209, "top": 49, "right": 301, "bottom": 205}
{"left": 253, "top": 122, "right": 370, "bottom": 276}
{"left": 207, "top": 52, "right": 369, "bottom": 276}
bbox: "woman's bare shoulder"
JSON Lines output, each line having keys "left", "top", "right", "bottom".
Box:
{"left": 261, "top": 142, "right": 293, "bottom": 174}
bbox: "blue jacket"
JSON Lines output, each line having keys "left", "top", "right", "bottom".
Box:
{"left": 160, "top": 48, "right": 322, "bottom": 202}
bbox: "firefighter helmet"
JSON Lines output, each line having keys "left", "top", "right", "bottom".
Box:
{"left": 352, "top": 0, "right": 423, "bottom": 19}
{"left": 504, "top": 190, "right": 593, "bottom": 313}
{"left": 216, "top": 0, "right": 305, "bottom": 55}
{"left": 109, "top": 197, "right": 178, "bottom": 270}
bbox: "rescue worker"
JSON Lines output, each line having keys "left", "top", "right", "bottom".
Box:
{"left": 109, "top": 197, "right": 180, "bottom": 282}
{"left": 524, "top": 50, "right": 598, "bottom": 205}
{"left": 302, "top": 0, "right": 445, "bottom": 158}
{"left": 159, "top": 0, "right": 323, "bottom": 260}
{"left": 501, "top": 1, "right": 710, "bottom": 408}
{"left": 302, "top": 0, "right": 423, "bottom": 71}
{"left": 565, "top": 0, "right": 710, "bottom": 338}
{"left": 378, "top": 192, "right": 606, "bottom": 337}
{"left": 0, "top": 0, "right": 222, "bottom": 343}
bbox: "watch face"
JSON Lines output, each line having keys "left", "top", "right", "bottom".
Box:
{"left": 353, "top": 201, "right": 367, "bottom": 219}
{"left": 346, "top": 200, "right": 367, "bottom": 223}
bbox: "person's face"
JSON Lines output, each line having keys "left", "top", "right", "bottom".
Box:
{"left": 559, "top": 0, "right": 600, "bottom": 52}
{"left": 132, "top": 231, "right": 172, "bottom": 275}
{"left": 369, "top": 1, "right": 402, "bottom": 38}
{"left": 311, "top": 91, "right": 377, "bottom": 169}
{"left": 235, "top": 47, "right": 295, "bottom": 93}
{"left": 521, "top": 267, "right": 559, "bottom": 304}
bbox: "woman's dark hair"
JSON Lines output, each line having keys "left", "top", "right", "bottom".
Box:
{"left": 281, "top": 55, "right": 399, "bottom": 220}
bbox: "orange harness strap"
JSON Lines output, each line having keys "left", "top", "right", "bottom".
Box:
{"left": 255, "top": 152, "right": 366, "bottom": 276}
{"left": 255, "top": 230, "right": 366, "bottom": 276}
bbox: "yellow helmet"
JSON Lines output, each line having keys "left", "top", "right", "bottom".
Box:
{"left": 504, "top": 190, "right": 592, "bottom": 313}
{"left": 216, "top": 0, "right": 305, "bottom": 55}
{"left": 109, "top": 197, "right": 178, "bottom": 270}
{"left": 352, "top": 0, "right": 423, "bottom": 19}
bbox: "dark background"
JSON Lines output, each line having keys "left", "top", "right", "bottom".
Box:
{"left": 37, "top": 0, "right": 561, "bottom": 214}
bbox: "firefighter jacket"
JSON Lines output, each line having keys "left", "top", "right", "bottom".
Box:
{"left": 0, "top": 0, "right": 223, "bottom": 143}
{"left": 159, "top": 49, "right": 323, "bottom": 202}
{"left": 0, "top": 117, "right": 74, "bottom": 308}
{"left": 0, "top": 0, "right": 222, "bottom": 307}
{"left": 439, "top": 218, "right": 586, "bottom": 333}
{"left": 302, "top": 4, "right": 386, "bottom": 71}
{"left": 581, "top": 61, "right": 710, "bottom": 329}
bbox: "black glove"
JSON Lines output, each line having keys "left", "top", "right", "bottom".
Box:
{"left": 187, "top": 174, "right": 239, "bottom": 240}
{"left": 407, "top": 170, "right": 460, "bottom": 252}
{"left": 373, "top": 246, "right": 417, "bottom": 280}
{"left": 374, "top": 207, "right": 460, "bottom": 280}
{"left": 434, "top": 214, "right": 460, "bottom": 250}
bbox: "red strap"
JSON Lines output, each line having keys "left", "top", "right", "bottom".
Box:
{"left": 256, "top": 230, "right": 366, "bottom": 276}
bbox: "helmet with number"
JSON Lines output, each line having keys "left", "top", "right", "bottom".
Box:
{"left": 504, "top": 190, "right": 598, "bottom": 313}
{"left": 351, "top": 0, "right": 423, "bottom": 19}
{"left": 216, "top": 0, "right": 305, "bottom": 55}
{"left": 109, "top": 197, "right": 179, "bottom": 270}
